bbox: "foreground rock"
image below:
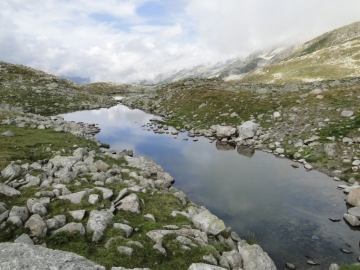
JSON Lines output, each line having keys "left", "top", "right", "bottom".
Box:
{"left": 0, "top": 243, "right": 106, "bottom": 270}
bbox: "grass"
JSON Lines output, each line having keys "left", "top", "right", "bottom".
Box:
{"left": 340, "top": 265, "right": 360, "bottom": 270}
{"left": 245, "top": 231, "right": 259, "bottom": 245}
{"left": 0, "top": 125, "right": 100, "bottom": 172}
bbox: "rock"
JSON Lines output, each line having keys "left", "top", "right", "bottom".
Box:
{"left": 341, "top": 111, "right": 354, "bottom": 117}
{"left": 2, "top": 130, "right": 14, "bottom": 136}
{"left": 91, "top": 172, "right": 107, "bottom": 182}
{"left": 9, "top": 206, "right": 28, "bottom": 223}
{"left": 93, "top": 160, "right": 110, "bottom": 172}
{"left": 69, "top": 210, "right": 86, "bottom": 220}
{"left": 89, "top": 194, "right": 100, "bottom": 204}
{"left": 1, "top": 164, "right": 20, "bottom": 181}
{"left": 343, "top": 214, "right": 360, "bottom": 226}
{"left": 188, "top": 263, "right": 226, "bottom": 270}
{"left": 124, "top": 156, "right": 162, "bottom": 176}
{"left": 144, "top": 213, "right": 156, "bottom": 222}
{"left": 329, "top": 263, "right": 340, "bottom": 270}
{"left": 347, "top": 187, "right": 360, "bottom": 206}
{"left": 285, "top": 263, "right": 296, "bottom": 269}
{"left": 238, "top": 244, "right": 276, "bottom": 270}
{"left": 45, "top": 215, "right": 66, "bottom": 231}
{"left": 25, "top": 214, "right": 47, "bottom": 238}
{"left": 117, "top": 194, "right": 141, "bottom": 213}
{"left": 59, "top": 191, "right": 87, "bottom": 204}
{"left": 304, "top": 163, "right": 313, "bottom": 170}
{"left": 0, "top": 183, "right": 21, "bottom": 197}
{"left": 87, "top": 210, "right": 114, "bottom": 242}
{"left": 223, "top": 250, "right": 242, "bottom": 269}
{"left": 352, "top": 160, "right": 360, "bottom": 166}
{"left": 273, "top": 112, "right": 281, "bottom": 118}
{"left": 238, "top": 121, "right": 257, "bottom": 140}
{"left": 153, "top": 243, "right": 167, "bottom": 255}
{"left": 0, "top": 243, "right": 106, "bottom": 269}
{"left": 52, "top": 222, "right": 85, "bottom": 236}
{"left": 0, "top": 210, "right": 9, "bottom": 223}
{"left": 7, "top": 216, "right": 23, "bottom": 227}
{"left": 324, "top": 143, "right": 337, "bottom": 156}
{"left": 215, "top": 126, "right": 237, "bottom": 138}
{"left": 73, "top": 148, "right": 89, "bottom": 160}
{"left": 95, "top": 187, "right": 114, "bottom": 200}
{"left": 348, "top": 207, "right": 360, "bottom": 218}
{"left": 203, "top": 254, "right": 218, "bottom": 265}
{"left": 14, "top": 233, "right": 34, "bottom": 245}
{"left": 294, "top": 139, "right": 303, "bottom": 147}
{"left": 31, "top": 203, "right": 47, "bottom": 216}
{"left": 117, "top": 246, "right": 133, "bottom": 257}
{"left": 309, "top": 88, "right": 323, "bottom": 95}
{"left": 113, "top": 223, "right": 133, "bottom": 238}
{"left": 191, "top": 210, "right": 226, "bottom": 235}
{"left": 275, "top": 148, "right": 284, "bottom": 154}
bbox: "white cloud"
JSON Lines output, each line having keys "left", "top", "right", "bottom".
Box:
{"left": 1, "top": 0, "right": 360, "bottom": 83}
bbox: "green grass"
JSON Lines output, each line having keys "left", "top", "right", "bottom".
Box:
{"left": 340, "top": 265, "right": 360, "bottom": 270}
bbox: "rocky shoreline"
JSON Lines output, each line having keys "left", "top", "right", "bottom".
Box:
{"left": 0, "top": 104, "right": 278, "bottom": 269}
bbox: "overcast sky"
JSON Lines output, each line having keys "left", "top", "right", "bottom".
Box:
{"left": 1, "top": 0, "right": 360, "bottom": 83}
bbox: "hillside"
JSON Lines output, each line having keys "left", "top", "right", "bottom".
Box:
{"left": 240, "top": 21, "right": 360, "bottom": 84}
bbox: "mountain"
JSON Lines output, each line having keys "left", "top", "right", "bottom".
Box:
{"left": 240, "top": 21, "right": 360, "bottom": 84}
{"left": 141, "top": 44, "right": 299, "bottom": 85}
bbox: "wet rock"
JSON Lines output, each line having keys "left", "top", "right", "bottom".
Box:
{"left": 348, "top": 207, "right": 360, "bottom": 218}
{"left": 343, "top": 214, "right": 360, "bottom": 226}
{"left": 0, "top": 243, "right": 106, "bottom": 270}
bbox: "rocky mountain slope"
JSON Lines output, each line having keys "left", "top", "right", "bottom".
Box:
{"left": 141, "top": 44, "right": 299, "bottom": 85}
{"left": 241, "top": 21, "right": 360, "bottom": 84}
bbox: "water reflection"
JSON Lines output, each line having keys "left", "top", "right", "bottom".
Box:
{"left": 62, "top": 105, "right": 360, "bottom": 269}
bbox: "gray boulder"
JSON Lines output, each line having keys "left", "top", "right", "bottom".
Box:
{"left": 215, "top": 126, "right": 237, "bottom": 138}
{"left": 0, "top": 243, "right": 105, "bottom": 270}
{"left": 14, "top": 233, "right": 34, "bottom": 245}
{"left": 69, "top": 210, "right": 86, "bottom": 220}
{"left": 341, "top": 110, "right": 354, "bottom": 117}
{"left": 117, "top": 194, "right": 141, "bottom": 214}
{"left": 2, "top": 130, "right": 14, "bottom": 137}
{"left": 238, "top": 121, "right": 257, "bottom": 140}
{"left": 238, "top": 244, "right": 276, "bottom": 270}
{"left": 0, "top": 183, "right": 21, "bottom": 197}
{"left": 1, "top": 164, "right": 20, "bottom": 181}
{"left": 114, "top": 223, "right": 133, "bottom": 238}
{"left": 124, "top": 156, "right": 163, "bottom": 176}
{"left": 25, "top": 214, "right": 47, "bottom": 238}
{"left": 191, "top": 210, "right": 226, "bottom": 235}
{"left": 9, "top": 206, "right": 28, "bottom": 223}
{"left": 188, "top": 263, "right": 226, "bottom": 270}
{"left": 324, "top": 143, "right": 337, "bottom": 156}
{"left": 52, "top": 222, "right": 85, "bottom": 236}
{"left": 59, "top": 191, "right": 87, "bottom": 204}
{"left": 347, "top": 187, "right": 360, "bottom": 207}
{"left": 31, "top": 203, "right": 47, "bottom": 216}
{"left": 343, "top": 213, "right": 360, "bottom": 226}
{"left": 87, "top": 210, "right": 114, "bottom": 241}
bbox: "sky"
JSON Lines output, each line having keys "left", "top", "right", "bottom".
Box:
{"left": 1, "top": 0, "right": 360, "bottom": 83}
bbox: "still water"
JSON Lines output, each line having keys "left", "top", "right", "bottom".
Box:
{"left": 62, "top": 104, "right": 360, "bottom": 269}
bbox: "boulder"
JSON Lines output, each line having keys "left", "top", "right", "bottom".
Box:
{"left": 324, "top": 143, "right": 337, "bottom": 156}
{"left": 2, "top": 130, "right": 14, "bottom": 137}
{"left": 238, "top": 244, "right": 276, "bottom": 270}
{"left": 347, "top": 187, "right": 360, "bottom": 207}
{"left": 0, "top": 243, "right": 106, "bottom": 270}
{"left": 341, "top": 111, "right": 354, "bottom": 117}
{"left": 343, "top": 214, "right": 360, "bottom": 226}
{"left": 9, "top": 206, "right": 28, "bottom": 223}
{"left": 59, "top": 191, "right": 87, "bottom": 204}
{"left": 113, "top": 223, "right": 133, "bottom": 238}
{"left": 348, "top": 207, "right": 360, "bottom": 218}
{"left": 215, "top": 126, "right": 237, "bottom": 138}
{"left": 188, "top": 263, "right": 226, "bottom": 270}
{"left": 86, "top": 210, "right": 114, "bottom": 241}
{"left": 124, "top": 156, "right": 163, "bottom": 176}
{"left": 117, "top": 194, "right": 141, "bottom": 213}
{"left": 191, "top": 210, "right": 226, "bottom": 235}
{"left": 237, "top": 121, "right": 257, "bottom": 140}
{"left": 14, "top": 233, "right": 34, "bottom": 245}
{"left": 25, "top": 214, "right": 47, "bottom": 238}
{"left": 1, "top": 164, "right": 20, "bottom": 181}
{"left": 69, "top": 210, "right": 86, "bottom": 220}
{"left": 52, "top": 222, "right": 85, "bottom": 236}
{"left": 0, "top": 183, "right": 21, "bottom": 197}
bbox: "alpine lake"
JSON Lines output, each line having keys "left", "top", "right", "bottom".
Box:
{"left": 61, "top": 100, "right": 360, "bottom": 269}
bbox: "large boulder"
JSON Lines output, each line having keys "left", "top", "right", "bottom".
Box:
{"left": 86, "top": 210, "right": 114, "bottom": 242}
{"left": 124, "top": 156, "right": 163, "bottom": 176}
{"left": 238, "top": 244, "right": 276, "bottom": 270}
{"left": 0, "top": 183, "right": 21, "bottom": 197}
{"left": 214, "top": 126, "right": 237, "bottom": 138}
{"left": 191, "top": 210, "right": 226, "bottom": 235}
{"left": 117, "top": 194, "right": 141, "bottom": 214}
{"left": 347, "top": 187, "right": 360, "bottom": 207}
{"left": 0, "top": 243, "right": 105, "bottom": 270}
{"left": 237, "top": 121, "right": 257, "bottom": 140}
{"left": 1, "top": 164, "right": 20, "bottom": 181}
{"left": 24, "top": 214, "right": 47, "bottom": 238}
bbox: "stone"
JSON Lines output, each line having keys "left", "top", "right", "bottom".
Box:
{"left": 113, "top": 223, "right": 133, "bottom": 238}
{"left": 238, "top": 121, "right": 257, "bottom": 140}
{"left": 95, "top": 187, "right": 113, "bottom": 200}
{"left": 329, "top": 263, "right": 340, "bottom": 270}
{"left": 2, "top": 130, "right": 14, "bottom": 136}
{"left": 73, "top": 148, "right": 89, "bottom": 160}
{"left": 0, "top": 243, "right": 106, "bottom": 269}
{"left": 52, "top": 222, "right": 85, "bottom": 236}
{"left": 343, "top": 214, "right": 360, "bottom": 226}
{"left": 9, "top": 206, "right": 28, "bottom": 223}
{"left": 215, "top": 126, "right": 237, "bottom": 138}
{"left": 124, "top": 156, "right": 162, "bottom": 176}
{"left": 7, "top": 216, "right": 23, "bottom": 227}
{"left": 69, "top": 210, "right": 86, "bottom": 220}
{"left": 341, "top": 111, "right": 354, "bottom": 117}
{"left": 117, "top": 194, "right": 141, "bottom": 213}
{"left": 347, "top": 187, "right": 360, "bottom": 206}
{"left": 285, "top": 263, "right": 296, "bottom": 269}
{"left": 304, "top": 163, "right": 313, "bottom": 170}
{"left": 176, "top": 236, "right": 194, "bottom": 246}
{"left": 93, "top": 160, "right": 110, "bottom": 172}
{"left": 91, "top": 172, "right": 107, "bottom": 182}
{"left": 117, "top": 246, "right": 133, "bottom": 257}
{"left": 275, "top": 148, "right": 284, "bottom": 154}
{"left": 0, "top": 183, "right": 21, "bottom": 197}
{"left": 14, "top": 233, "right": 34, "bottom": 245}
{"left": 352, "top": 160, "right": 360, "bottom": 166}
{"left": 203, "top": 254, "right": 218, "bottom": 265}
{"left": 239, "top": 244, "right": 276, "bottom": 270}
{"left": 223, "top": 250, "right": 242, "bottom": 269}
{"left": 89, "top": 194, "right": 100, "bottom": 204}
{"left": 45, "top": 215, "right": 66, "bottom": 231}
{"left": 25, "top": 214, "right": 47, "bottom": 238}
{"left": 0, "top": 210, "right": 9, "bottom": 224}
{"left": 348, "top": 207, "right": 360, "bottom": 218}
{"left": 21, "top": 175, "right": 40, "bottom": 188}
{"left": 144, "top": 213, "right": 156, "bottom": 222}
{"left": 31, "top": 203, "right": 47, "bottom": 216}
{"left": 188, "top": 263, "right": 226, "bottom": 270}
{"left": 87, "top": 210, "right": 114, "bottom": 242}
{"left": 273, "top": 112, "right": 281, "bottom": 118}
{"left": 1, "top": 164, "right": 20, "bottom": 181}
{"left": 59, "top": 191, "right": 87, "bottom": 204}
{"left": 324, "top": 143, "right": 337, "bottom": 156}
{"left": 191, "top": 210, "right": 226, "bottom": 235}
{"left": 153, "top": 243, "right": 167, "bottom": 255}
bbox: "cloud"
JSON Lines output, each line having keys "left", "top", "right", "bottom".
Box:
{"left": 1, "top": 0, "right": 360, "bottom": 83}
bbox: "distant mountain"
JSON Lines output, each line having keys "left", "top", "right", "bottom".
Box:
{"left": 141, "top": 44, "right": 299, "bottom": 85}
{"left": 240, "top": 21, "right": 360, "bottom": 84}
